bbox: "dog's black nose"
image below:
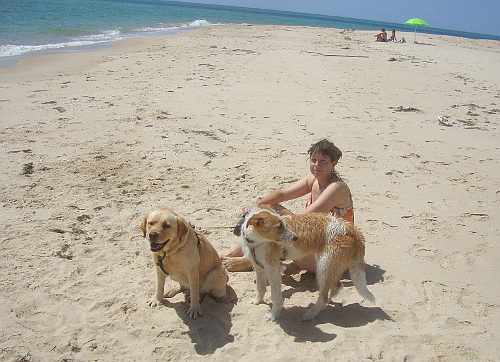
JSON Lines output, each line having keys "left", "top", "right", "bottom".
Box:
{"left": 233, "top": 213, "right": 248, "bottom": 236}
{"left": 149, "top": 232, "right": 158, "bottom": 241}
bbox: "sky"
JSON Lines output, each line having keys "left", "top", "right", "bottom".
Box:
{"left": 177, "top": 0, "right": 500, "bottom": 36}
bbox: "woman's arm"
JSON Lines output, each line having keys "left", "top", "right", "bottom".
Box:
{"left": 256, "top": 175, "right": 312, "bottom": 206}
{"left": 303, "top": 181, "right": 351, "bottom": 214}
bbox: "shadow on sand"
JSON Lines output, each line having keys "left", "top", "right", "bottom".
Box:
{"left": 169, "top": 285, "right": 237, "bottom": 355}
{"left": 281, "top": 263, "right": 385, "bottom": 296}
{"left": 276, "top": 303, "right": 392, "bottom": 342}
{"left": 414, "top": 41, "right": 436, "bottom": 46}
{"left": 275, "top": 262, "right": 392, "bottom": 339}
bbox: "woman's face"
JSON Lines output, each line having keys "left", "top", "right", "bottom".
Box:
{"left": 309, "top": 151, "right": 335, "bottom": 177}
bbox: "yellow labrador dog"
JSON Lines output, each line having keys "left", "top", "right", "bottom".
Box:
{"left": 141, "top": 208, "right": 229, "bottom": 319}
{"left": 242, "top": 205, "right": 375, "bottom": 321}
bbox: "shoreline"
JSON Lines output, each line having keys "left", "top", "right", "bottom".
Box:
{"left": 0, "top": 26, "right": 191, "bottom": 69}
{"left": 2, "top": 21, "right": 499, "bottom": 70}
{"left": 0, "top": 42, "right": 114, "bottom": 69}
{"left": 1, "top": 24, "right": 499, "bottom": 360}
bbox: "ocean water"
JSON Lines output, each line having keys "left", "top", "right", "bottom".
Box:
{"left": 1, "top": 0, "right": 499, "bottom": 61}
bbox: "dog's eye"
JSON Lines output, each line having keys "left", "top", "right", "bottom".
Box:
{"left": 162, "top": 223, "right": 171, "bottom": 229}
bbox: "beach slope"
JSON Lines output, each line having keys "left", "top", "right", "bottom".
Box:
{"left": 0, "top": 25, "right": 499, "bottom": 360}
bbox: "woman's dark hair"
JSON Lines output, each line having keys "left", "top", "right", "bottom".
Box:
{"left": 308, "top": 139, "right": 342, "bottom": 163}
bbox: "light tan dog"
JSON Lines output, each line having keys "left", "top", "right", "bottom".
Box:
{"left": 141, "top": 208, "right": 229, "bottom": 319}
{"left": 241, "top": 205, "right": 375, "bottom": 321}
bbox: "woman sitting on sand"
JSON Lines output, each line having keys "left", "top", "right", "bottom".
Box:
{"left": 389, "top": 29, "right": 397, "bottom": 42}
{"left": 222, "top": 139, "right": 354, "bottom": 273}
{"left": 375, "top": 28, "right": 388, "bottom": 42}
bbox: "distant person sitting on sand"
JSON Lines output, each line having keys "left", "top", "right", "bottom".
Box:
{"left": 389, "top": 29, "right": 397, "bottom": 42}
{"left": 375, "top": 28, "right": 387, "bottom": 42}
{"left": 221, "top": 139, "right": 354, "bottom": 273}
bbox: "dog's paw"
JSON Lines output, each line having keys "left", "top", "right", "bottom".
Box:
{"left": 186, "top": 305, "right": 203, "bottom": 319}
{"left": 265, "top": 311, "right": 279, "bottom": 321}
{"left": 147, "top": 298, "right": 163, "bottom": 308}
{"left": 164, "top": 286, "right": 183, "bottom": 298}
{"left": 249, "top": 297, "right": 263, "bottom": 305}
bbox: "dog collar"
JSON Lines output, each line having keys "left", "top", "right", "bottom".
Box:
{"left": 156, "top": 253, "right": 169, "bottom": 275}
{"left": 246, "top": 243, "right": 264, "bottom": 269}
{"left": 242, "top": 228, "right": 263, "bottom": 268}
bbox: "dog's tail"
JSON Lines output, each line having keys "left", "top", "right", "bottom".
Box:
{"left": 349, "top": 258, "right": 376, "bottom": 304}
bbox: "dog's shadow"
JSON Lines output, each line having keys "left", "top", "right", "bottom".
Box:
{"left": 347, "top": 263, "right": 385, "bottom": 286}
{"left": 276, "top": 306, "right": 338, "bottom": 342}
{"left": 277, "top": 263, "right": 390, "bottom": 338}
{"left": 281, "top": 263, "right": 385, "bottom": 298}
{"left": 168, "top": 285, "right": 238, "bottom": 355}
{"left": 277, "top": 303, "right": 392, "bottom": 341}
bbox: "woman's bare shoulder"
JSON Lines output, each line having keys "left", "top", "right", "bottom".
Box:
{"left": 326, "top": 178, "right": 351, "bottom": 194}
{"left": 303, "top": 174, "right": 316, "bottom": 185}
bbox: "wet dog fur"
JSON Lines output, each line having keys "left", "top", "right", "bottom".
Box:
{"left": 141, "top": 208, "right": 229, "bottom": 319}
{"left": 241, "top": 205, "right": 375, "bottom": 321}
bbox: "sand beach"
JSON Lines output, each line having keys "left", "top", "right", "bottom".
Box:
{"left": 0, "top": 25, "right": 499, "bottom": 360}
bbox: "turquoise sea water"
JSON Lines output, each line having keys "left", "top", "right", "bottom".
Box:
{"left": 1, "top": 0, "right": 499, "bottom": 60}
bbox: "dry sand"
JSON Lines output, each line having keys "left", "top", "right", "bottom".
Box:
{"left": 0, "top": 25, "right": 499, "bottom": 361}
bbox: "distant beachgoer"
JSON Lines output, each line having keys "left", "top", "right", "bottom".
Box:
{"left": 389, "top": 29, "right": 397, "bottom": 42}
{"left": 375, "top": 28, "right": 387, "bottom": 42}
{"left": 221, "top": 139, "right": 354, "bottom": 273}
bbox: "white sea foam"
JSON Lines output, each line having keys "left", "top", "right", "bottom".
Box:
{"left": 0, "top": 19, "right": 219, "bottom": 59}
{"left": 0, "top": 41, "right": 106, "bottom": 57}
{"left": 0, "top": 29, "right": 123, "bottom": 58}
{"left": 134, "top": 26, "right": 179, "bottom": 32}
{"left": 126, "top": 19, "right": 219, "bottom": 37}
{"left": 77, "top": 29, "right": 123, "bottom": 42}
{"left": 136, "top": 19, "right": 219, "bottom": 32}
{"left": 187, "top": 19, "right": 220, "bottom": 27}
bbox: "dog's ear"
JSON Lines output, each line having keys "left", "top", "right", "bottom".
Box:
{"left": 274, "top": 221, "right": 284, "bottom": 230}
{"left": 176, "top": 216, "right": 190, "bottom": 241}
{"left": 249, "top": 216, "right": 264, "bottom": 226}
{"left": 140, "top": 215, "right": 148, "bottom": 237}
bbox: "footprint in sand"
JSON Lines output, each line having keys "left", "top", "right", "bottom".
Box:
{"left": 461, "top": 212, "right": 489, "bottom": 221}
{"left": 439, "top": 249, "right": 485, "bottom": 270}
{"left": 409, "top": 243, "right": 437, "bottom": 261}
{"left": 417, "top": 280, "right": 451, "bottom": 305}
{"left": 439, "top": 251, "right": 464, "bottom": 269}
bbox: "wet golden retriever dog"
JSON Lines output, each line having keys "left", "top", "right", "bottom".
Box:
{"left": 241, "top": 205, "right": 375, "bottom": 321}
{"left": 141, "top": 208, "right": 229, "bottom": 319}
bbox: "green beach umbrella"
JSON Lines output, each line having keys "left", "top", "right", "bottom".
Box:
{"left": 404, "top": 18, "right": 430, "bottom": 43}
